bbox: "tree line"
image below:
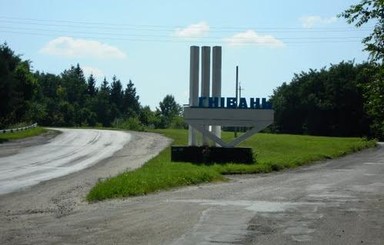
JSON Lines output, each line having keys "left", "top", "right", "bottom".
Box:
{"left": 0, "top": 43, "right": 184, "bottom": 130}
{"left": 270, "top": 61, "right": 382, "bottom": 139}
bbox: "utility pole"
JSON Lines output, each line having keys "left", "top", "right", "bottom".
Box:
{"left": 235, "top": 66, "right": 239, "bottom": 138}
{"left": 235, "top": 66, "right": 239, "bottom": 106}
{"left": 239, "top": 82, "right": 244, "bottom": 99}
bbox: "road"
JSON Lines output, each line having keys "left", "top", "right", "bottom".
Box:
{"left": 0, "top": 131, "right": 383, "bottom": 244}
{"left": 0, "top": 128, "right": 132, "bottom": 195}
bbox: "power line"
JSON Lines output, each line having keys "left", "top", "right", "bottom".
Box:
{"left": 0, "top": 15, "right": 372, "bottom": 45}
{"left": 0, "top": 15, "right": 373, "bottom": 33}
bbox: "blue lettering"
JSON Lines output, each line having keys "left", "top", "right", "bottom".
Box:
{"left": 262, "top": 98, "right": 272, "bottom": 109}
{"left": 238, "top": 97, "right": 248, "bottom": 109}
{"left": 197, "top": 97, "right": 272, "bottom": 109}
{"left": 199, "top": 97, "right": 206, "bottom": 107}
{"left": 227, "top": 97, "right": 237, "bottom": 108}
{"left": 250, "top": 98, "right": 260, "bottom": 109}
{"left": 220, "top": 97, "right": 225, "bottom": 108}
{"left": 208, "top": 97, "right": 219, "bottom": 108}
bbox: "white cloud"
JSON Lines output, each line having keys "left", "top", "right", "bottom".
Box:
{"left": 40, "top": 36, "right": 126, "bottom": 59}
{"left": 174, "top": 22, "right": 210, "bottom": 38}
{"left": 82, "top": 66, "right": 105, "bottom": 80}
{"left": 224, "top": 30, "right": 285, "bottom": 47}
{"left": 299, "top": 16, "right": 337, "bottom": 28}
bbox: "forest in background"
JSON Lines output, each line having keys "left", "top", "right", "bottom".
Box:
{"left": 270, "top": 61, "right": 383, "bottom": 139}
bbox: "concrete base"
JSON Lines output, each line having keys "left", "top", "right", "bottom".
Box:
{"left": 171, "top": 146, "right": 254, "bottom": 164}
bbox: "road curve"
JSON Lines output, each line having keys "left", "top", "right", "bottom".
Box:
{"left": 0, "top": 128, "right": 131, "bottom": 195}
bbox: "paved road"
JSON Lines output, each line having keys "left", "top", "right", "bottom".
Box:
{"left": 0, "top": 133, "right": 382, "bottom": 244}
{"left": 0, "top": 128, "right": 131, "bottom": 195}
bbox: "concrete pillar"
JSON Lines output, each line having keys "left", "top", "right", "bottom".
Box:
{"left": 188, "top": 46, "right": 200, "bottom": 146}
{"left": 212, "top": 46, "right": 222, "bottom": 145}
{"left": 201, "top": 46, "right": 211, "bottom": 145}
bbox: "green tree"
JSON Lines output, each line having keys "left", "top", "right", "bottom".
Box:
{"left": 110, "top": 76, "right": 123, "bottom": 106}
{"left": 34, "top": 72, "right": 63, "bottom": 126}
{"left": 139, "top": 105, "right": 158, "bottom": 128}
{"left": 93, "top": 78, "right": 113, "bottom": 127}
{"left": 361, "top": 64, "right": 384, "bottom": 139}
{"left": 156, "top": 94, "right": 182, "bottom": 128}
{"left": 87, "top": 74, "right": 98, "bottom": 97}
{"left": 61, "top": 64, "right": 87, "bottom": 105}
{"left": 340, "top": 0, "right": 384, "bottom": 139}
{"left": 122, "top": 80, "right": 140, "bottom": 117}
{"left": 110, "top": 76, "right": 123, "bottom": 119}
{"left": 340, "top": 0, "right": 384, "bottom": 62}
{"left": 271, "top": 61, "right": 372, "bottom": 137}
{"left": 0, "top": 43, "right": 37, "bottom": 127}
{"left": 14, "top": 61, "right": 38, "bottom": 123}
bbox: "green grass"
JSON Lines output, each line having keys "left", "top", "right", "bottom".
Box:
{"left": 0, "top": 127, "right": 48, "bottom": 143}
{"left": 87, "top": 129, "right": 376, "bottom": 202}
{"left": 215, "top": 132, "right": 376, "bottom": 174}
{"left": 87, "top": 142, "right": 224, "bottom": 201}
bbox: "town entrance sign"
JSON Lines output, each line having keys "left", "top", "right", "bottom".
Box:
{"left": 171, "top": 46, "right": 274, "bottom": 163}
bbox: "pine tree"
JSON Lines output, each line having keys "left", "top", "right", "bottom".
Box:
{"left": 122, "top": 80, "right": 140, "bottom": 117}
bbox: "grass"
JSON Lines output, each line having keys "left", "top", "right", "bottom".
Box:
{"left": 0, "top": 127, "right": 47, "bottom": 143}
{"left": 214, "top": 132, "right": 376, "bottom": 174}
{"left": 87, "top": 129, "right": 376, "bottom": 202}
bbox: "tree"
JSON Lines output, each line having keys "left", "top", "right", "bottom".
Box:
{"left": 270, "top": 61, "right": 372, "bottom": 137}
{"left": 139, "top": 105, "right": 158, "bottom": 128}
{"left": 156, "top": 94, "right": 182, "bottom": 128}
{"left": 110, "top": 76, "right": 123, "bottom": 119}
{"left": 122, "top": 80, "right": 140, "bottom": 117}
{"left": 61, "top": 64, "right": 87, "bottom": 105}
{"left": 87, "top": 74, "right": 98, "bottom": 97}
{"left": 339, "top": 0, "right": 384, "bottom": 63}
{"left": 361, "top": 65, "right": 384, "bottom": 139}
{"left": 110, "top": 76, "right": 123, "bottom": 106}
{"left": 340, "top": 0, "right": 384, "bottom": 139}
{"left": 0, "top": 43, "right": 37, "bottom": 127}
{"left": 94, "top": 78, "right": 113, "bottom": 127}
{"left": 13, "top": 61, "right": 38, "bottom": 123}
{"left": 0, "top": 43, "right": 19, "bottom": 127}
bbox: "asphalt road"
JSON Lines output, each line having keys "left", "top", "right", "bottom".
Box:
{"left": 0, "top": 128, "right": 131, "bottom": 195}
{"left": 0, "top": 131, "right": 383, "bottom": 244}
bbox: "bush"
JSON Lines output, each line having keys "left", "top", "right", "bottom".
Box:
{"left": 112, "top": 117, "right": 145, "bottom": 131}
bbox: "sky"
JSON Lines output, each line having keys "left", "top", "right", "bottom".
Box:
{"left": 0, "top": 0, "right": 373, "bottom": 110}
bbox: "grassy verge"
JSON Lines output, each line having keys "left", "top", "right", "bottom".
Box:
{"left": 0, "top": 127, "right": 47, "bottom": 143}
{"left": 215, "top": 132, "right": 376, "bottom": 174}
{"left": 87, "top": 129, "right": 376, "bottom": 202}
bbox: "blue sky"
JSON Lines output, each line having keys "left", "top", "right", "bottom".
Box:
{"left": 1, "top": 0, "right": 372, "bottom": 109}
